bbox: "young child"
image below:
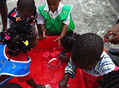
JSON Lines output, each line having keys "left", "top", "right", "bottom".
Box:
{"left": 0, "top": 20, "right": 45, "bottom": 88}
{"left": 8, "top": 0, "right": 36, "bottom": 26}
{"left": 0, "top": 0, "right": 8, "bottom": 31}
{"left": 98, "top": 70, "right": 119, "bottom": 88}
{"left": 7, "top": 0, "right": 43, "bottom": 39}
{"left": 59, "top": 30, "right": 79, "bottom": 63}
{"left": 59, "top": 33, "right": 119, "bottom": 88}
{"left": 37, "top": 0, "right": 75, "bottom": 43}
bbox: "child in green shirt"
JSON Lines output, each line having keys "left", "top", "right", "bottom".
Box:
{"left": 37, "top": 0, "right": 75, "bottom": 47}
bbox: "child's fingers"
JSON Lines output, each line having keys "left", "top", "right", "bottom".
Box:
{"left": 54, "top": 38, "right": 58, "bottom": 42}
{"left": 44, "top": 36, "right": 48, "bottom": 39}
{"left": 58, "top": 40, "right": 61, "bottom": 48}
{"left": 54, "top": 37, "right": 60, "bottom": 42}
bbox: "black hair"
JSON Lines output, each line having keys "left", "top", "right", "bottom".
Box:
{"left": 60, "top": 30, "right": 80, "bottom": 50}
{"left": 98, "top": 70, "right": 119, "bottom": 88}
{"left": 0, "top": 20, "right": 35, "bottom": 59}
{"left": 17, "top": 0, "right": 35, "bottom": 13}
{"left": 71, "top": 33, "right": 103, "bottom": 64}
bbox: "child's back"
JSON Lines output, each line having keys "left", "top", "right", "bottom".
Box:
{"left": 0, "top": 20, "right": 45, "bottom": 88}
{"left": 59, "top": 33, "right": 118, "bottom": 88}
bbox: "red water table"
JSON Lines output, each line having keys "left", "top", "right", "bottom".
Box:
{"left": 8, "top": 35, "right": 86, "bottom": 88}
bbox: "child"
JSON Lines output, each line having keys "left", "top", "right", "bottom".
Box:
{"left": 59, "top": 30, "right": 79, "bottom": 63}
{"left": 0, "top": 0, "right": 8, "bottom": 31}
{"left": 37, "top": 0, "right": 75, "bottom": 43}
{"left": 7, "top": 0, "right": 36, "bottom": 26}
{"left": 0, "top": 20, "right": 45, "bottom": 88}
{"left": 7, "top": 0, "right": 43, "bottom": 39}
{"left": 98, "top": 70, "right": 119, "bottom": 88}
{"left": 59, "top": 33, "right": 119, "bottom": 88}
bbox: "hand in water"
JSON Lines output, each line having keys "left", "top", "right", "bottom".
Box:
{"left": 59, "top": 79, "right": 67, "bottom": 88}
{"left": 37, "top": 85, "right": 45, "bottom": 88}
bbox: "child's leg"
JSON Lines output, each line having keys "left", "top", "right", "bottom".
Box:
{"left": 0, "top": 0, "right": 8, "bottom": 31}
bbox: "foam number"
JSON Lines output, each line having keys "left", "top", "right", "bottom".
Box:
{"left": 43, "top": 51, "right": 60, "bottom": 58}
{"left": 43, "top": 52, "right": 50, "bottom": 58}
{"left": 50, "top": 51, "right": 59, "bottom": 57}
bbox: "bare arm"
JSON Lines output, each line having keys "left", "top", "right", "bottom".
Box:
{"left": 54, "top": 24, "right": 68, "bottom": 48}
{"left": 59, "top": 73, "right": 70, "bottom": 88}
{"left": 26, "top": 78, "right": 37, "bottom": 88}
{"left": 37, "top": 24, "right": 45, "bottom": 40}
{"left": 60, "top": 24, "right": 68, "bottom": 39}
{"left": 26, "top": 78, "right": 44, "bottom": 88}
{"left": 0, "top": 2, "right": 8, "bottom": 30}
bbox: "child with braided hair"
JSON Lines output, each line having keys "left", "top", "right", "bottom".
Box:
{"left": 98, "top": 70, "right": 119, "bottom": 88}
{"left": 0, "top": 20, "right": 46, "bottom": 88}
{"left": 59, "top": 30, "right": 80, "bottom": 63}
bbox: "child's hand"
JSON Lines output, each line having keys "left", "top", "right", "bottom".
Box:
{"left": 43, "top": 30, "right": 48, "bottom": 39}
{"left": 59, "top": 79, "right": 67, "bottom": 88}
{"left": 43, "top": 35, "right": 48, "bottom": 39}
{"left": 104, "top": 32, "right": 119, "bottom": 44}
{"left": 54, "top": 37, "right": 61, "bottom": 48}
{"left": 59, "top": 53, "right": 69, "bottom": 63}
{"left": 38, "top": 34, "right": 43, "bottom": 40}
{"left": 37, "top": 85, "right": 45, "bottom": 88}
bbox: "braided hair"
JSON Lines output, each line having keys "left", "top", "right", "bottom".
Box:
{"left": 0, "top": 20, "right": 35, "bottom": 59}
{"left": 60, "top": 30, "right": 80, "bottom": 50}
{"left": 98, "top": 70, "right": 119, "bottom": 88}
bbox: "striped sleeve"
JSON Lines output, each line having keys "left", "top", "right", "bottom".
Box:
{"left": 65, "top": 60, "right": 76, "bottom": 78}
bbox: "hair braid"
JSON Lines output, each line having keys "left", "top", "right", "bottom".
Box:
{"left": 98, "top": 70, "right": 119, "bottom": 88}
{"left": 0, "top": 20, "right": 34, "bottom": 60}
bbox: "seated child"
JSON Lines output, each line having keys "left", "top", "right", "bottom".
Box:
{"left": 59, "top": 30, "right": 79, "bottom": 63}
{"left": 0, "top": 20, "right": 45, "bottom": 88}
{"left": 37, "top": 0, "right": 75, "bottom": 43}
{"left": 98, "top": 70, "right": 119, "bottom": 88}
{"left": 59, "top": 33, "right": 119, "bottom": 88}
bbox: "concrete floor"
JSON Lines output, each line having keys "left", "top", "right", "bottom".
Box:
{"left": 1, "top": 0, "right": 119, "bottom": 63}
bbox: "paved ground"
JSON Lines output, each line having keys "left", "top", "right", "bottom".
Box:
{"left": 1, "top": 0, "right": 119, "bottom": 63}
